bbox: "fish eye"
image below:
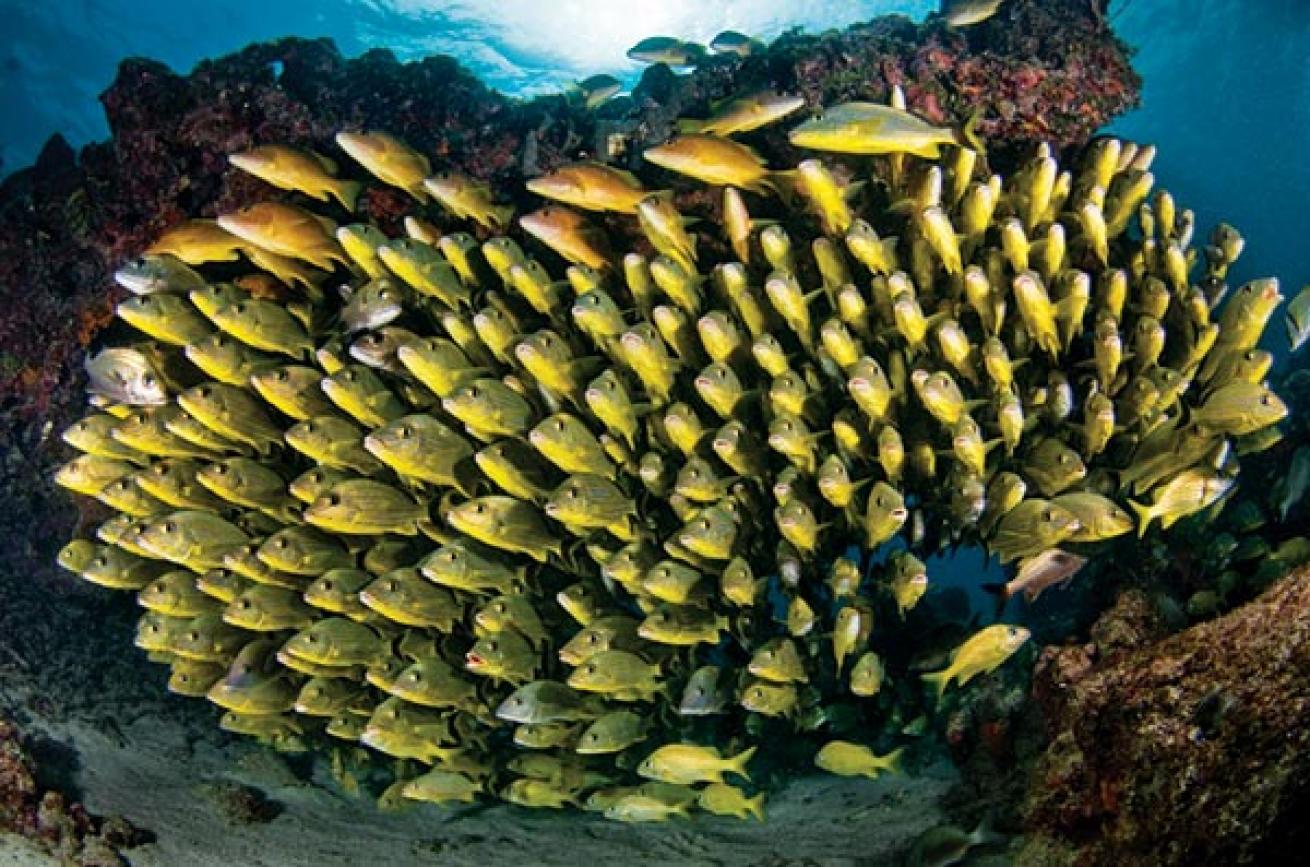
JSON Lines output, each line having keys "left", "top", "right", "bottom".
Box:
{"left": 215, "top": 464, "right": 229, "bottom": 475}
{"left": 554, "top": 420, "right": 565, "bottom": 431}
{"left": 1043, "top": 509, "right": 1054, "bottom": 521}
{"left": 276, "top": 538, "right": 289, "bottom": 549}
{"left": 399, "top": 425, "right": 412, "bottom": 438}
{"left": 487, "top": 640, "right": 499, "bottom": 652}
{"left": 234, "top": 302, "right": 247, "bottom": 314}
{"left": 469, "top": 387, "right": 480, "bottom": 398}
{"left": 328, "top": 493, "right": 342, "bottom": 506}
{"left": 164, "top": 521, "right": 177, "bottom": 533}
{"left": 186, "top": 631, "right": 200, "bottom": 642}
{"left": 1261, "top": 395, "right": 1272, "bottom": 406}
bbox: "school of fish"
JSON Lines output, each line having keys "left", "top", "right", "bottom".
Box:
{"left": 55, "top": 50, "right": 1290, "bottom": 821}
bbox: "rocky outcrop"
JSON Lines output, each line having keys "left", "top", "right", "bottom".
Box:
{"left": 1021, "top": 568, "right": 1310, "bottom": 865}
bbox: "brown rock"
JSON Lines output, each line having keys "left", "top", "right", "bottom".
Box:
{"left": 1020, "top": 565, "right": 1310, "bottom": 865}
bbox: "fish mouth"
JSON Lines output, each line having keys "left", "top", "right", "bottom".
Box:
{"left": 890, "top": 507, "right": 908, "bottom": 522}
{"left": 113, "top": 272, "right": 151, "bottom": 294}
{"left": 465, "top": 652, "right": 485, "bottom": 668}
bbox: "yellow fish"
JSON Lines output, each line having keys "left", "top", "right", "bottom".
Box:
{"left": 643, "top": 135, "right": 777, "bottom": 194}
{"left": 526, "top": 162, "right": 651, "bottom": 214}
{"left": 921, "top": 624, "right": 1030, "bottom": 698}
{"left": 519, "top": 206, "right": 612, "bottom": 271}
{"left": 228, "top": 144, "right": 362, "bottom": 211}
{"left": 789, "top": 102, "right": 981, "bottom": 158}
{"left": 423, "top": 171, "right": 513, "bottom": 229}
{"left": 335, "top": 130, "right": 431, "bottom": 200}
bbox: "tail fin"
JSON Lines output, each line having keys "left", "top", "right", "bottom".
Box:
{"left": 971, "top": 810, "right": 1007, "bottom": 848}
{"left": 1127, "top": 499, "right": 1154, "bottom": 538}
{"left": 492, "top": 204, "right": 516, "bottom": 231}
{"left": 729, "top": 745, "right": 758, "bottom": 782}
{"left": 333, "top": 179, "right": 365, "bottom": 213}
{"left": 747, "top": 793, "right": 766, "bottom": 822}
{"left": 921, "top": 669, "right": 950, "bottom": 700}
{"left": 766, "top": 169, "right": 800, "bottom": 205}
{"left": 960, "top": 107, "right": 986, "bottom": 156}
{"left": 881, "top": 746, "right": 906, "bottom": 776}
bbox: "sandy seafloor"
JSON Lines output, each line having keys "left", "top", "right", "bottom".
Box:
{"left": 0, "top": 673, "right": 1018, "bottom": 866}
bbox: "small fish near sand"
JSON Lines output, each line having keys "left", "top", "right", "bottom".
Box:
{"left": 906, "top": 814, "right": 1008, "bottom": 866}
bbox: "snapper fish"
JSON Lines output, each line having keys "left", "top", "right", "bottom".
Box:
{"left": 335, "top": 130, "right": 432, "bottom": 200}
{"left": 982, "top": 549, "right": 1087, "bottom": 612}
{"left": 626, "top": 36, "right": 705, "bottom": 67}
{"left": 921, "top": 624, "right": 1030, "bottom": 698}
{"left": 941, "top": 0, "right": 1006, "bottom": 28}
{"left": 84, "top": 348, "right": 169, "bottom": 406}
{"left": 114, "top": 253, "right": 207, "bottom": 296}
{"left": 677, "top": 90, "right": 806, "bottom": 137}
{"left": 228, "top": 144, "right": 363, "bottom": 211}
{"left": 789, "top": 102, "right": 982, "bottom": 158}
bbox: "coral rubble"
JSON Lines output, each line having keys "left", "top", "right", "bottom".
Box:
{"left": 0, "top": 715, "right": 151, "bottom": 864}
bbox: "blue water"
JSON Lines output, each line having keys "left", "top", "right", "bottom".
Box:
{"left": 3, "top": 0, "right": 1306, "bottom": 332}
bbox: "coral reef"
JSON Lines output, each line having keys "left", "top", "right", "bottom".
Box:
{"left": 1020, "top": 566, "right": 1310, "bottom": 865}
{"left": 0, "top": 715, "right": 151, "bottom": 864}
